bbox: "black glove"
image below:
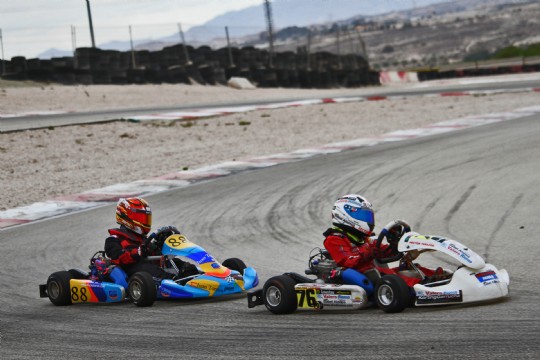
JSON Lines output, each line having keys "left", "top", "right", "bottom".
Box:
{"left": 153, "top": 226, "right": 181, "bottom": 243}
{"left": 136, "top": 245, "right": 147, "bottom": 258}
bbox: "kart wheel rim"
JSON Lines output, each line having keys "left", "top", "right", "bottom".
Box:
{"left": 378, "top": 284, "right": 394, "bottom": 306}
{"left": 49, "top": 281, "right": 60, "bottom": 299}
{"left": 266, "top": 286, "right": 282, "bottom": 307}
{"left": 130, "top": 281, "right": 142, "bottom": 301}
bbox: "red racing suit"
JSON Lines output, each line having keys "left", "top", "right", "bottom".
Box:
{"left": 104, "top": 227, "right": 145, "bottom": 266}
{"left": 323, "top": 227, "right": 438, "bottom": 286}
{"left": 323, "top": 227, "right": 384, "bottom": 273}
{"left": 104, "top": 226, "right": 196, "bottom": 280}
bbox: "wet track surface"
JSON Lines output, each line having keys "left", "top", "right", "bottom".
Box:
{"left": 1, "top": 111, "right": 540, "bottom": 358}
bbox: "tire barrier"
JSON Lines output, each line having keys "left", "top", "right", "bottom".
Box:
{"left": 1, "top": 45, "right": 378, "bottom": 88}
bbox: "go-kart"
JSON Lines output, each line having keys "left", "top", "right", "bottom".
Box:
{"left": 248, "top": 220, "right": 509, "bottom": 314}
{"left": 40, "top": 234, "right": 258, "bottom": 307}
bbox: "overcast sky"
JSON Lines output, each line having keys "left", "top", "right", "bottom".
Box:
{"left": 0, "top": 0, "right": 263, "bottom": 59}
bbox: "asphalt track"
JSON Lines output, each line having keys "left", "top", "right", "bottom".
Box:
{"left": 1, "top": 105, "right": 539, "bottom": 358}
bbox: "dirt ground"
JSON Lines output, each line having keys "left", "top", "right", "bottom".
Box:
{"left": 0, "top": 81, "right": 539, "bottom": 210}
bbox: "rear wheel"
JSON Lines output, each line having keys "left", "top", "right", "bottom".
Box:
{"left": 128, "top": 272, "right": 156, "bottom": 307}
{"left": 263, "top": 275, "right": 297, "bottom": 314}
{"left": 47, "top": 271, "right": 73, "bottom": 306}
{"left": 375, "top": 275, "right": 411, "bottom": 313}
{"left": 222, "top": 258, "right": 247, "bottom": 273}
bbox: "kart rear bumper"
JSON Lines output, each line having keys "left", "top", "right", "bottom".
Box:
{"left": 247, "top": 289, "right": 264, "bottom": 308}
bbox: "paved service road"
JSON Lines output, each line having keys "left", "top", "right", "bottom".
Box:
{"left": 1, "top": 114, "right": 539, "bottom": 358}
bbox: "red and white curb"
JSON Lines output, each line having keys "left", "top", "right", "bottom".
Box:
{"left": 1, "top": 102, "right": 540, "bottom": 230}
{"left": 123, "top": 88, "right": 540, "bottom": 122}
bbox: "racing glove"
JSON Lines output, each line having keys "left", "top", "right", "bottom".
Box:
{"left": 137, "top": 245, "right": 147, "bottom": 258}
{"left": 151, "top": 225, "right": 181, "bottom": 243}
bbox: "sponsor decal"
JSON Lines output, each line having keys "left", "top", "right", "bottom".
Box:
{"left": 447, "top": 243, "right": 473, "bottom": 263}
{"left": 108, "top": 291, "right": 119, "bottom": 300}
{"left": 322, "top": 299, "right": 354, "bottom": 307}
{"left": 160, "top": 288, "right": 171, "bottom": 297}
{"left": 416, "top": 290, "right": 463, "bottom": 304}
{"left": 188, "top": 280, "right": 219, "bottom": 292}
{"left": 197, "top": 254, "right": 216, "bottom": 265}
{"left": 475, "top": 270, "right": 499, "bottom": 284}
{"left": 409, "top": 241, "right": 435, "bottom": 247}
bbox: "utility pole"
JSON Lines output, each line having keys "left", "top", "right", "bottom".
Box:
{"left": 306, "top": 29, "right": 311, "bottom": 70}
{"left": 129, "top": 25, "right": 136, "bottom": 68}
{"left": 264, "top": 0, "right": 275, "bottom": 68}
{"left": 177, "top": 23, "right": 191, "bottom": 65}
{"left": 85, "top": 0, "right": 96, "bottom": 48}
{"left": 0, "top": 28, "right": 5, "bottom": 76}
{"left": 71, "top": 25, "right": 77, "bottom": 68}
{"left": 225, "top": 26, "right": 235, "bottom": 67}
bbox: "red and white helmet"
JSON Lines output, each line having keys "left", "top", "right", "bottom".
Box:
{"left": 331, "top": 194, "right": 375, "bottom": 236}
{"left": 116, "top": 197, "right": 152, "bottom": 235}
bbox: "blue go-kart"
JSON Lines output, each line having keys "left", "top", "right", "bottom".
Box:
{"left": 40, "top": 234, "right": 258, "bottom": 307}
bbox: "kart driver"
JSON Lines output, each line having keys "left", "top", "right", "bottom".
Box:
{"left": 104, "top": 197, "right": 198, "bottom": 280}
{"left": 323, "top": 194, "right": 443, "bottom": 286}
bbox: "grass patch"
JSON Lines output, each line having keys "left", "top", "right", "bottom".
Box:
{"left": 238, "top": 120, "right": 251, "bottom": 126}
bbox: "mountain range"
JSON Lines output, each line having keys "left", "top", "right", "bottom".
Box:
{"left": 38, "top": 0, "right": 448, "bottom": 58}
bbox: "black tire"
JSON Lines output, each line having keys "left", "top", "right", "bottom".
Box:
{"left": 262, "top": 275, "right": 298, "bottom": 314}
{"left": 128, "top": 272, "right": 156, "bottom": 307}
{"left": 46, "top": 271, "right": 73, "bottom": 306}
{"left": 222, "top": 258, "right": 247, "bottom": 273}
{"left": 375, "top": 275, "right": 411, "bottom": 313}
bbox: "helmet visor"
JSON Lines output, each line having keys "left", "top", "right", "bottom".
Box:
{"left": 344, "top": 204, "right": 374, "bottom": 224}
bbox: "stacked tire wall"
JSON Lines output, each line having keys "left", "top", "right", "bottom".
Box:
{"left": 0, "top": 45, "right": 379, "bottom": 88}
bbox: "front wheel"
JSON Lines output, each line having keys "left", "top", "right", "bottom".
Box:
{"left": 222, "top": 258, "right": 247, "bottom": 273}
{"left": 46, "top": 271, "right": 73, "bottom": 306}
{"left": 128, "top": 272, "right": 157, "bottom": 307}
{"left": 263, "top": 275, "right": 297, "bottom": 314}
{"left": 375, "top": 275, "right": 411, "bottom": 313}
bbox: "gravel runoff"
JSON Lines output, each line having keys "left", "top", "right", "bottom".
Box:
{"left": 0, "top": 83, "right": 539, "bottom": 210}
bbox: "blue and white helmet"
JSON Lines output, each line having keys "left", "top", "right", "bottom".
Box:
{"left": 331, "top": 194, "right": 375, "bottom": 236}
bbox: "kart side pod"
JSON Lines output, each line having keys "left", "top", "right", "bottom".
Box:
{"left": 248, "top": 274, "right": 369, "bottom": 314}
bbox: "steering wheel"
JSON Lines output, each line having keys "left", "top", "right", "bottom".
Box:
{"left": 145, "top": 226, "right": 181, "bottom": 252}
{"left": 375, "top": 220, "right": 411, "bottom": 264}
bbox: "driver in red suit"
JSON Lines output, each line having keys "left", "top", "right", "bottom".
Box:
{"left": 104, "top": 197, "right": 197, "bottom": 280}
{"left": 323, "top": 194, "right": 442, "bottom": 287}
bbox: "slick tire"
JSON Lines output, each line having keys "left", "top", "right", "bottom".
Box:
{"left": 222, "top": 258, "right": 247, "bottom": 273}
{"left": 263, "top": 275, "right": 297, "bottom": 314}
{"left": 47, "top": 271, "right": 73, "bottom": 306}
{"left": 375, "top": 274, "right": 411, "bottom": 313}
{"left": 128, "top": 272, "right": 157, "bottom": 307}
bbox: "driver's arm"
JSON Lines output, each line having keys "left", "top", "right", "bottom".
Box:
{"left": 324, "top": 236, "right": 371, "bottom": 268}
